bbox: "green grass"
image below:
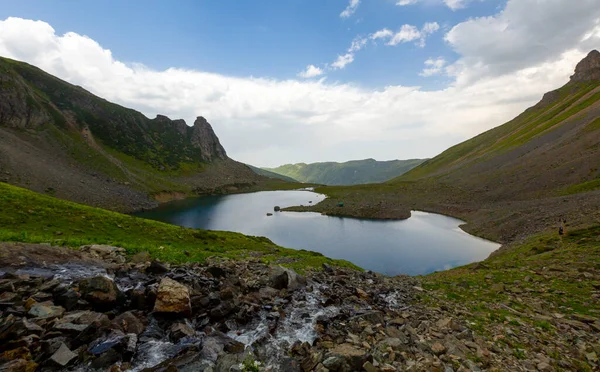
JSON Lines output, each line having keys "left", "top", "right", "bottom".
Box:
{"left": 0, "top": 182, "right": 360, "bottom": 271}
{"left": 422, "top": 225, "right": 600, "bottom": 326}
{"left": 560, "top": 177, "right": 600, "bottom": 195}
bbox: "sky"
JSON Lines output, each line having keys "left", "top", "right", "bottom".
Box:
{"left": 0, "top": 0, "right": 599, "bottom": 167}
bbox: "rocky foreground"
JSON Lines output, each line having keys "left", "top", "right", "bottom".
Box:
{"left": 0, "top": 242, "right": 599, "bottom": 371}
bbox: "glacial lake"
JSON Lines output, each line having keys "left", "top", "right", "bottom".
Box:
{"left": 135, "top": 190, "right": 500, "bottom": 276}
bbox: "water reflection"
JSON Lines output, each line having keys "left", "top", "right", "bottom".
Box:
{"left": 135, "top": 191, "right": 499, "bottom": 276}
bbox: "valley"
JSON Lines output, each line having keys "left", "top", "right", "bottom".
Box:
{"left": 0, "top": 45, "right": 599, "bottom": 371}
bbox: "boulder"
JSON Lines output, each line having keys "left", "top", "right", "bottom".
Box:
{"left": 326, "top": 343, "right": 371, "bottom": 371}
{"left": 78, "top": 276, "right": 121, "bottom": 307}
{"left": 49, "top": 343, "right": 77, "bottom": 367}
{"left": 269, "top": 266, "right": 307, "bottom": 292}
{"left": 169, "top": 323, "right": 195, "bottom": 342}
{"left": 147, "top": 260, "right": 169, "bottom": 274}
{"left": 153, "top": 277, "right": 192, "bottom": 315}
{"left": 85, "top": 244, "right": 122, "bottom": 257}
{"left": 112, "top": 311, "right": 145, "bottom": 335}
{"left": 28, "top": 303, "right": 65, "bottom": 319}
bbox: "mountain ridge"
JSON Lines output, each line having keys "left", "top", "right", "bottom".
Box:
{"left": 287, "top": 50, "right": 600, "bottom": 242}
{"left": 263, "top": 158, "right": 427, "bottom": 185}
{"left": 0, "top": 56, "right": 291, "bottom": 211}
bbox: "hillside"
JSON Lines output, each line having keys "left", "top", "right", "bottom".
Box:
{"left": 0, "top": 56, "right": 295, "bottom": 212}
{"left": 264, "top": 158, "right": 426, "bottom": 185}
{"left": 287, "top": 50, "right": 600, "bottom": 242}
{"left": 246, "top": 164, "right": 299, "bottom": 182}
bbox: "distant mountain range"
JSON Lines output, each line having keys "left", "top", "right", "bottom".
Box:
{"left": 262, "top": 158, "right": 427, "bottom": 185}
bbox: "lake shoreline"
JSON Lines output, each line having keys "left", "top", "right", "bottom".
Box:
{"left": 134, "top": 190, "right": 499, "bottom": 276}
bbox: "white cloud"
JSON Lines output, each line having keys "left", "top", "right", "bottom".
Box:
{"left": 371, "top": 29, "right": 393, "bottom": 40}
{"left": 349, "top": 36, "right": 368, "bottom": 53}
{"left": 331, "top": 53, "right": 354, "bottom": 69}
{"left": 396, "top": 0, "right": 419, "bottom": 5}
{"left": 0, "top": 11, "right": 598, "bottom": 167}
{"left": 298, "top": 65, "right": 324, "bottom": 78}
{"left": 419, "top": 57, "right": 447, "bottom": 77}
{"left": 396, "top": 0, "right": 473, "bottom": 10}
{"left": 372, "top": 22, "right": 440, "bottom": 47}
{"left": 445, "top": 0, "right": 600, "bottom": 86}
{"left": 340, "top": 0, "right": 360, "bottom": 18}
{"left": 443, "top": 0, "right": 469, "bottom": 10}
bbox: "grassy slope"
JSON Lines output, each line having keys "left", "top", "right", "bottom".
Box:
{"left": 246, "top": 164, "right": 299, "bottom": 183}
{"left": 396, "top": 81, "right": 600, "bottom": 186}
{"left": 421, "top": 226, "right": 600, "bottom": 370}
{"left": 0, "top": 182, "right": 359, "bottom": 272}
{"left": 264, "top": 158, "right": 426, "bottom": 185}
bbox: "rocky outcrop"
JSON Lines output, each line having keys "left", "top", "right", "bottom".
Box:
{"left": 570, "top": 49, "right": 600, "bottom": 82}
{"left": 190, "top": 116, "right": 228, "bottom": 162}
{"left": 1, "top": 242, "right": 600, "bottom": 370}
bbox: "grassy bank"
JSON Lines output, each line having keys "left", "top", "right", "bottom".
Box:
{"left": 419, "top": 225, "right": 600, "bottom": 369}
{"left": 0, "top": 182, "right": 359, "bottom": 272}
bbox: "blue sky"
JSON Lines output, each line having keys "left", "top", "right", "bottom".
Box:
{"left": 0, "top": 0, "right": 598, "bottom": 166}
{"left": 0, "top": 0, "right": 503, "bottom": 88}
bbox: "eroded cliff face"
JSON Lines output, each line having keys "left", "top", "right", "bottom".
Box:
{"left": 0, "top": 56, "right": 270, "bottom": 212}
{"left": 190, "top": 116, "right": 227, "bottom": 162}
{"left": 571, "top": 49, "right": 600, "bottom": 82}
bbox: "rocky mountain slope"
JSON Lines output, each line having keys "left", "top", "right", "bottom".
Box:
{"left": 0, "top": 56, "right": 284, "bottom": 212}
{"left": 287, "top": 51, "right": 600, "bottom": 242}
{"left": 263, "top": 158, "right": 426, "bottom": 186}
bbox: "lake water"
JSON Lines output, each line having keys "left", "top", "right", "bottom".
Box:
{"left": 135, "top": 190, "right": 499, "bottom": 276}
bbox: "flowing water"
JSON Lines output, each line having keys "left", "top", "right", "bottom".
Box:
{"left": 135, "top": 190, "right": 500, "bottom": 276}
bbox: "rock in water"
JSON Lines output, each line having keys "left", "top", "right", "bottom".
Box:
{"left": 154, "top": 277, "right": 192, "bottom": 316}
{"left": 269, "top": 266, "right": 307, "bottom": 292}
{"left": 78, "top": 276, "right": 121, "bottom": 307}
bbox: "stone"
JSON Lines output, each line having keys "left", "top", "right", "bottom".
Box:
{"left": 131, "top": 251, "right": 151, "bottom": 263}
{"left": 206, "top": 266, "right": 227, "bottom": 278}
{"left": 363, "top": 361, "right": 379, "bottom": 372}
{"left": 28, "top": 303, "right": 65, "bottom": 319}
{"left": 571, "top": 313, "right": 597, "bottom": 323}
{"left": 22, "top": 319, "right": 43, "bottom": 334}
{"left": 87, "top": 244, "right": 120, "bottom": 256}
{"left": 50, "top": 343, "right": 77, "bottom": 367}
{"left": 78, "top": 276, "right": 121, "bottom": 307}
{"left": 490, "top": 283, "right": 505, "bottom": 293}
{"left": 356, "top": 288, "right": 369, "bottom": 300}
{"left": 327, "top": 343, "right": 371, "bottom": 371}
{"left": 269, "top": 266, "right": 307, "bottom": 292}
{"left": 0, "top": 359, "right": 37, "bottom": 372}
{"left": 54, "top": 322, "right": 89, "bottom": 333}
{"left": 154, "top": 277, "right": 192, "bottom": 315}
{"left": 431, "top": 342, "right": 447, "bottom": 355}
{"left": 169, "top": 322, "right": 195, "bottom": 342}
{"left": 537, "top": 361, "right": 553, "bottom": 371}
{"left": 113, "top": 311, "right": 145, "bottom": 335}
{"left": 147, "top": 260, "right": 169, "bottom": 274}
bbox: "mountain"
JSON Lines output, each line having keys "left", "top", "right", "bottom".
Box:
{"left": 246, "top": 164, "right": 298, "bottom": 182}
{"left": 0, "top": 56, "right": 286, "bottom": 212}
{"left": 396, "top": 50, "right": 600, "bottom": 198}
{"left": 263, "top": 158, "right": 427, "bottom": 185}
{"left": 290, "top": 50, "right": 600, "bottom": 242}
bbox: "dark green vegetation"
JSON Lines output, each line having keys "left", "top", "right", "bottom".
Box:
{"left": 288, "top": 51, "right": 600, "bottom": 243}
{"left": 0, "top": 182, "right": 359, "bottom": 271}
{"left": 0, "top": 56, "right": 302, "bottom": 212}
{"left": 263, "top": 158, "right": 426, "bottom": 186}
